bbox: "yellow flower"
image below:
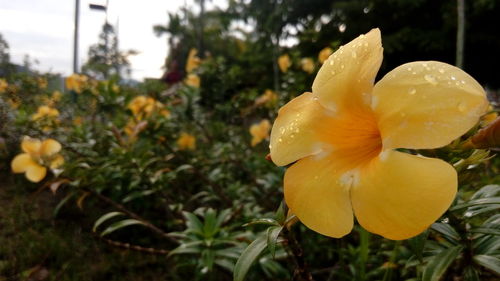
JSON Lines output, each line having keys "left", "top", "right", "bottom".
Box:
{"left": 318, "top": 47, "right": 333, "bottom": 64}
{"left": 37, "top": 77, "right": 48, "bottom": 89}
{"left": 11, "top": 137, "right": 64, "bottom": 182}
{"left": 177, "top": 132, "right": 196, "bottom": 150}
{"left": 65, "top": 74, "right": 88, "bottom": 93}
{"left": 269, "top": 29, "right": 488, "bottom": 240}
{"left": 51, "top": 90, "right": 62, "bottom": 102}
{"left": 185, "top": 48, "right": 201, "bottom": 73}
{"left": 32, "top": 105, "right": 59, "bottom": 121}
{"left": 0, "top": 78, "right": 8, "bottom": 93}
{"left": 301, "top": 58, "right": 315, "bottom": 74}
{"left": 278, "top": 54, "right": 291, "bottom": 73}
{"left": 250, "top": 119, "right": 271, "bottom": 147}
{"left": 127, "top": 95, "right": 168, "bottom": 120}
{"left": 185, "top": 74, "right": 201, "bottom": 88}
{"left": 255, "top": 89, "right": 278, "bottom": 107}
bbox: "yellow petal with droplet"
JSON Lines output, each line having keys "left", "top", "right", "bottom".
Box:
{"left": 49, "top": 154, "right": 65, "bottom": 169}
{"left": 11, "top": 153, "right": 36, "bottom": 173}
{"left": 25, "top": 164, "right": 47, "bottom": 183}
{"left": 373, "top": 61, "right": 488, "bottom": 149}
{"left": 351, "top": 151, "right": 457, "bottom": 240}
{"left": 312, "top": 28, "right": 383, "bottom": 113}
{"left": 269, "top": 92, "right": 330, "bottom": 166}
{"left": 284, "top": 155, "right": 353, "bottom": 238}
{"left": 41, "top": 139, "right": 62, "bottom": 157}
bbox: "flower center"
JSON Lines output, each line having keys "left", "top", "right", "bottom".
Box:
{"left": 316, "top": 108, "right": 382, "bottom": 172}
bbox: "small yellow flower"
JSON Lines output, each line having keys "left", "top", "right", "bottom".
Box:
{"left": 37, "top": 77, "right": 48, "bottom": 89}
{"left": 32, "top": 105, "right": 59, "bottom": 121}
{"left": 11, "top": 137, "right": 64, "bottom": 182}
{"left": 51, "top": 90, "right": 62, "bottom": 102}
{"left": 250, "top": 119, "right": 271, "bottom": 147}
{"left": 278, "top": 54, "right": 291, "bottom": 73}
{"left": 0, "top": 78, "right": 8, "bottom": 93}
{"left": 301, "top": 58, "right": 315, "bottom": 74}
{"left": 65, "top": 74, "right": 88, "bottom": 93}
{"left": 318, "top": 47, "right": 333, "bottom": 64}
{"left": 255, "top": 89, "right": 278, "bottom": 107}
{"left": 177, "top": 132, "right": 196, "bottom": 150}
{"left": 270, "top": 29, "right": 488, "bottom": 240}
{"left": 185, "top": 74, "right": 201, "bottom": 88}
{"left": 127, "top": 96, "right": 168, "bottom": 120}
{"left": 185, "top": 48, "right": 201, "bottom": 73}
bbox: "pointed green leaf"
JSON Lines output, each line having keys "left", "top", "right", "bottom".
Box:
{"left": 267, "top": 226, "right": 283, "bottom": 258}
{"left": 422, "top": 246, "right": 462, "bottom": 281}
{"left": 450, "top": 197, "right": 500, "bottom": 210}
{"left": 93, "top": 211, "right": 125, "bottom": 232}
{"left": 473, "top": 255, "right": 500, "bottom": 275}
{"left": 234, "top": 235, "right": 268, "bottom": 281}
{"left": 100, "top": 219, "right": 145, "bottom": 237}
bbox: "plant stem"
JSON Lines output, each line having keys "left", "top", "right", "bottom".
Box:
{"left": 283, "top": 228, "right": 315, "bottom": 281}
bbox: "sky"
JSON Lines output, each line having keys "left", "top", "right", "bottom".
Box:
{"left": 0, "top": 0, "right": 227, "bottom": 81}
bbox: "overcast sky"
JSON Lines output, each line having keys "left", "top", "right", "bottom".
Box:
{"left": 0, "top": 0, "right": 227, "bottom": 81}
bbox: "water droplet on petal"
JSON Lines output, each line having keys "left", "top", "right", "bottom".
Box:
{"left": 451, "top": 75, "right": 456, "bottom": 81}
{"left": 329, "top": 60, "right": 334, "bottom": 66}
{"left": 331, "top": 71, "right": 336, "bottom": 75}
{"left": 438, "top": 68, "right": 445, "bottom": 74}
{"left": 407, "top": 67, "right": 412, "bottom": 71}
{"left": 458, "top": 102, "right": 467, "bottom": 112}
{"left": 278, "top": 138, "right": 283, "bottom": 143}
{"left": 424, "top": 74, "right": 438, "bottom": 85}
{"left": 341, "top": 64, "right": 345, "bottom": 69}
{"left": 408, "top": 88, "right": 416, "bottom": 95}
{"left": 351, "top": 51, "right": 357, "bottom": 58}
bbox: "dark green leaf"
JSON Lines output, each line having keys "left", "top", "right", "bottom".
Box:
{"left": 473, "top": 255, "right": 500, "bottom": 275}
{"left": 243, "top": 218, "right": 280, "bottom": 227}
{"left": 100, "top": 219, "right": 145, "bottom": 237}
{"left": 422, "top": 246, "right": 462, "bottom": 281}
{"left": 234, "top": 235, "right": 268, "bottom": 281}
{"left": 450, "top": 197, "right": 500, "bottom": 211}
{"left": 431, "top": 223, "right": 461, "bottom": 242}
{"left": 93, "top": 211, "right": 124, "bottom": 232}
{"left": 267, "top": 226, "right": 283, "bottom": 258}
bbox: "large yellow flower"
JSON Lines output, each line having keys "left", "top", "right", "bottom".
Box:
{"left": 278, "top": 54, "right": 291, "bottom": 73}
{"left": 177, "top": 132, "right": 196, "bottom": 150}
{"left": 250, "top": 119, "right": 271, "bottom": 147}
{"left": 11, "top": 137, "right": 64, "bottom": 182}
{"left": 32, "top": 105, "right": 59, "bottom": 121}
{"left": 186, "top": 48, "right": 201, "bottom": 73}
{"left": 65, "top": 74, "right": 88, "bottom": 93}
{"left": 269, "top": 29, "right": 488, "bottom": 240}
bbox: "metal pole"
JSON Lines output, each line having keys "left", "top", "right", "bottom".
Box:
{"left": 73, "top": 0, "right": 80, "bottom": 73}
{"left": 456, "top": 0, "right": 465, "bottom": 68}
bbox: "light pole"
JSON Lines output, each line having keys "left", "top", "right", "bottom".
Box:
{"left": 73, "top": 0, "right": 80, "bottom": 73}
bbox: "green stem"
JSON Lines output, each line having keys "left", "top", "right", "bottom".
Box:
{"left": 358, "top": 228, "right": 370, "bottom": 281}
{"left": 382, "top": 241, "right": 401, "bottom": 281}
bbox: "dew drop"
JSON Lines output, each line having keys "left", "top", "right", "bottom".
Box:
{"left": 313, "top": 96, "right": 319, "bottom": 101}
{"left": 438, "top": 68, "right": 445, "bottom": 74}
{"left": 408, "top": 88, "right": 416, "bottom": 95}
{"left": 451, "top": 75, "right": 456, "bottom": 81}
{"left": 412, "top": 71, "right": 417, "bottom": 75}
{"left": 341, "top": 64, "right": 345, "bottom": 69}
{"left": 461, "top": 80, "right": 466, "bottom": 84}
{"left": 363, "top": 42, "right": 368, "bottom": 47}
{"left": 424, "top": 74, "right": 438, "bottom": 85}
{"left": 360, "top": 34, "right": 365, "bottom": 39}
{"left": 422, "top": 62, "right": 428, "bottom": 67}
{"left": 290, "top": 134, "right": 295, "bottom": 139}
{"left": 458, "top": 102, "right": 467, "bottom": 112}
{"left": 329, "top": 60, "right": 334, "bottom": 66}
{"left": 331, "top": 70, "right": 336, "bottom": 75}
{"left": 278, "top": 138, "right": 283, "bottom": 143}
{"left": 351, "top": 51, "right": 357, "bottom": 58}
{"left": 407, "top": 67, "right": 412, "bottom": 71}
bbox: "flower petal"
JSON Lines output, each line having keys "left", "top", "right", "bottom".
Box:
{"left": 373, "top": 61, "right": 488, "bottom": 149}
{"left": 41, "top": 139, "right": 62, "bottom": 157}
{"left": 270, "top": 92, "right": 332, "bottom": 166}
{"left": 21, "top": 137, "right": 41, "bottom": 155}
{"left": 50, "top": 154, "right": 65, "bottom": 169}
{"left": 351, "top": 151, "right": 457, "bottom": 240}
{"left": 284, "top": 155, "right": 354, "bottom": 238}
{"left": 312, "top": 28, "right": 383, "bottom": 113}
{"left": 11, "top": 153, "right": 36, "bottom": 173}
{"left": 25, "top": 164, "right": 47, "bottom": 183}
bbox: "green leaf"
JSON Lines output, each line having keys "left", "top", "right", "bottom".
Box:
{"left": 234, "top": 235, "right": 268, "bottom": 281}
{"left": 431, "top": 223, "right": 461, "bottom": 242}
{"left": 183, "top": 211, "right": 204, "bottom": 235}
{"left": 93, "top": 211, "right": 125, "bottom": 232}
{"left": 267, "top": 226, "right": 283, "bottom": 258}
{"left": 422, "top": 246, "right": 462, "bottom": 281}
{"left": 53, "top": 191, "right": 76, "bottom": 217}
{"left": 450, "top": 197, "right": 500, "bottom": 211}
{"left": 203, "top": 208, "right": 218, "bottom": 237}
{"left": 407, "top": 230, "right": 429, "bottom": 262}
{"left": 242, "top": 218, "right": 280, "bottom": 227}
{"left": 122, "top": 190, "right": 156, "bottom": 203}
{"left": 469, "top": 227, "right": 500, "bottom": 236}
{"left": 473, "top": 255, "right": 500, "bottom": 275}
{"left": 100, "top": 219, "right": 145, "bottom": 237}
{"left": 275, "top": 201, "right": 285, "bottom": 224}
